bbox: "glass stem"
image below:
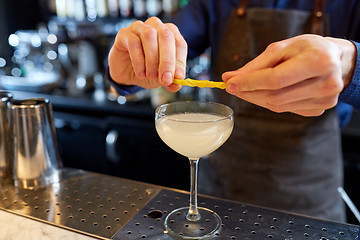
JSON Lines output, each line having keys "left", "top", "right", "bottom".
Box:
{"left": 187, "top": 158, "right": 201, "bottom": 221}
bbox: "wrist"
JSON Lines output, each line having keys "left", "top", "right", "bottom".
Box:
{"left": 340, "top": 40, "right": 357, "bottom": 89}
{"left": 106, "top": 67, "right": 140, "bottom": 95}
{"left": 325, "top": 37, "right": 357, "bottom": 90}
{"left": 339, "top": 41, "right": 360, "bottom": 110}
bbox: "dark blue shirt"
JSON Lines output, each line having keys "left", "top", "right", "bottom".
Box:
{"left": 111, "top": 0, "right": 360, "bottom": 125}
{"left": 171, "top": 0, "right": 360, "bottom": 126}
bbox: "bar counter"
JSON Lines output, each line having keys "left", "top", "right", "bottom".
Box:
{"left": 0, "top": 168, "right": 358, "bottom": 239}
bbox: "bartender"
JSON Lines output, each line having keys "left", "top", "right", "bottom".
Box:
{"left": 108, "top": 0, "right": 360, "bottom": 222}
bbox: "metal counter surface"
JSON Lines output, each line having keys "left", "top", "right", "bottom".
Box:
{"left": 0, "top": 168, "right": 358, "bottom": 240}
{"left": 0, "top": 169, "right": 161, "bottom": 239}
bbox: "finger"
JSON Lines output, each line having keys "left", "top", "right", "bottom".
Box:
{"left": 224, "top": 36, "right": 304, "bottom": 77}
{"left": 140, "top": 25, "right": 160, "bottom": 82}
{"left": 291, "top": 109, "right": 325, "bottom": 117}
{"left": 108, "top": 44, "right": 135, "bottom": 84}
{"left": 244, "top": 34, "right": 330, "bottom": 74}
{"left": 144, "top": 17, "right": 186, "bottom": 84}
{"left": 227, "top": 50, "right": 340, "bottom": 92}
{"left": 124, "top": 21, "right": 154, "bottom": 80}
{"left": 225, "top": 35, "right": 342, "bottom": 92}
{"left": 238, "top": 39, "right": 290, "bottom": 71}
{"left": 110, "top": 28, "right": 143, "bottom": 82}
{"left": 234, "top": 90, "right": 338, "bottom": 115}
{"left": 222, "top": 40, "right": 290, "bottom": 82}
{"left": 158, "top": 27, "right": 176, "bottom": 86}
{"left": 165, "top": 83, "right": 182, "bottom": 92}
{"left": 145, "top": 17, "right": 176, "bottom": 86}
{"left": 268, "top": 95, "right": 338, "bottom": 114}
{"left": 260, "top": 74, "right": 342, "bottom": 106}
{"left": 273, "top": 95, "right": 337, "bottom": 116}
{"left": 166, "top": 23, "right": 187, "bottom": 80}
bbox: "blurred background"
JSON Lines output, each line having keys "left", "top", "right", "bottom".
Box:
{"left": 0, "top": 0, "right": 359, "bottom": 224}
{"left": 0, "top": 0, "right": 205, "bottom": 191}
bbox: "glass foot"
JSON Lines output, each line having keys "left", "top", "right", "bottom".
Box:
{"left": 164, "top": 207, "right": 221, "bottom": 239}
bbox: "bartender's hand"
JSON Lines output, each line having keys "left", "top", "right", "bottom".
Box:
{"left": 223, "top": 34, "right": 356, "bottom": 116}
{"left": 108, "top": 17, "right": 187, "bottom": 92}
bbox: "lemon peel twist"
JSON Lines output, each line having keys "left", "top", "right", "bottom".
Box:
{"left": 173, "top": 79, "right": 226, "bottom": 89}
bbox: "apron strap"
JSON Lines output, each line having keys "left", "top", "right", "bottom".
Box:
{"left": 311, "top": 0, "right": 326, "bottom": 35}
{"left": 236, "top": 0, "right": 327, "bottom": 35}
{"left": 236, "top": 0, "right": 249, "bottom": 16}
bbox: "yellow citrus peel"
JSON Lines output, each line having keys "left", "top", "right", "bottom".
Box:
{"left": 173, "top": 79, "right": 226, "bottom": 89}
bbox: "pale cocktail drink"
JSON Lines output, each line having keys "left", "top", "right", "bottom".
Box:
{"left": 156, "top": 113, "right": 233, "bottom": 158}
{"left": 155, "top": 101, "right": 234, "bottom": 239}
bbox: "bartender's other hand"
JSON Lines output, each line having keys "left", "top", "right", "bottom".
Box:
{"left": 108, "top": 17, "right": 187, "bottom": 92}
{"left": 223, "top": 34, "right": 356, "bottom": 116}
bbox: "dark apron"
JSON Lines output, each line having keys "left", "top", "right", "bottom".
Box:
{"left": 198, "top": 0, "right": 345, "bottom": 222}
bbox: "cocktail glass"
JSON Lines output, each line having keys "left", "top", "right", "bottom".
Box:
{"left": 155, "top": 101, "right": 234, "bottom": 239}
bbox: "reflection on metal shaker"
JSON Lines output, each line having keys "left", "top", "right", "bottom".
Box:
{"left": 0, "top": 91, "right": 13, "bottom": 183}
{"left": 10, "top": 98, "right": 62, "bottom": 189}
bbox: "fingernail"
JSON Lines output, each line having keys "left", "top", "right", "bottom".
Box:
{"left": 227, "top": 83, "right": 237, "bottom": 94}
{"left": 222, "top": 71, "right": 235, "bottom": 81}
{"left": 162, "top": 72, "right": 173, "bottom": 85}
{"left": 222, "top": 73, "right": 230, "bottom": 81}
{"left": 174, "top": 68, "right": 185, "bottom": 79}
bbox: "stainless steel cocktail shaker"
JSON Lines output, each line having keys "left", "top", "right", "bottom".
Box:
{"left": 10, "top": 98, "right": 62, "bottom": 189}
{"left": 0, "top": 91, "right": 13, "bottom": 184}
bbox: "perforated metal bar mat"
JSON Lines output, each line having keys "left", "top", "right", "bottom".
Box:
{"left": 0, "top": 169, "right": 359, "bottom": 239}
{"left": 0, "top": 169, "right": 161, "bottom": 239}
{"left": 113, "top": 189, "right": 359, "bottom": 240}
